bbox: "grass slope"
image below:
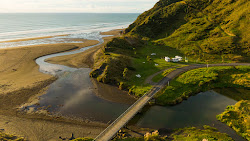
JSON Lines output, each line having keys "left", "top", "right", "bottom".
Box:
{"left": 126, "top": 0, "right": 250, "bottom": 61}
{"left": 217, "top": 100, "right": 250, "bottom": 140}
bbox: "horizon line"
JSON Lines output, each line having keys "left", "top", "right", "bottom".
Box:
{"left": 0, "top": 12, "right": 141, "bottom": 14}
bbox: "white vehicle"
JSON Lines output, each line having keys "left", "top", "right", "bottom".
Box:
{"left": 165, "top": 57, "right": 170, "bottom": 62}
{"left": 175, "top": 56, "right": 182, "bottom": 61}
{"left": 172, "top": 58, "right": 179, "bottom": 62}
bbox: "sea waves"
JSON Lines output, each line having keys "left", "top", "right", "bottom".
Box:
{"left": 0, "top": 23, "right": 128, "bottom": 48}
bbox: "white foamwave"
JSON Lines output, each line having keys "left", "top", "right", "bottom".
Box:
{"left": 0, "top": 22, "right": 130, "bottom": 43}
{"left": 0, "top": 23, "right": 129, "bottom": 49}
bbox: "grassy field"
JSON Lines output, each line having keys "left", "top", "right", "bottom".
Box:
{"left": 152, "top": 65, "right": 188, "bottom": 83}
{"left": 152, "top": 68, "right": 177, "bottom": 83}
{"left": 126, "top": 42, "right": 185, "bottom": 96}
{"left": 217, "top": 100, "right": 250, "bottom": 141}
{"left": 155, "top": 66, "right": 250, "bottom": 105}
{"left": 91, "top": 38, "right": 190, "bottom": 97}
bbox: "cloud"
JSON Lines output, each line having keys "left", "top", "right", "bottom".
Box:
{"left": 0, "top": 0, "right": 158, "bottom": 13}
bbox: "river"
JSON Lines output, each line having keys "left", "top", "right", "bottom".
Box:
{"left": 28, "top": 32, "right": 244, "bottom": 140}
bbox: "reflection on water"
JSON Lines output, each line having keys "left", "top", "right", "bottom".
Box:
{"left": 135, "top": 91, "right": 237, "bottom": 129}
{"left": 31, "top": 31, "right": 131, "bottom": 122}
{"left": 132, "top": 90, "right": 245, "bottom": 140}
{"left": 34, "top": 69, "right": 130, "bottom": 122}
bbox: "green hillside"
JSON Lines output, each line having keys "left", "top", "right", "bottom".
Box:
{"left": 90, "top": 0, "right": 250, "bottom": 97}
{"left": 126, "top": 0, "right": 250, "bottom": 59}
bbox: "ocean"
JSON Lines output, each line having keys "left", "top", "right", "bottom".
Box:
{"left": 0, "top": 13, "right": 139, "bottom": 48}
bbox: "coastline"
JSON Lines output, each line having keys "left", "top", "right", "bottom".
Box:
{"left": 0, "top": 29, "right": 142, "bottom": 140}
{"left": 0, "top": 34, "right": 69, "bottom": 43}
{"left": 0, "top": 29, "right": 124, "bottom": 95}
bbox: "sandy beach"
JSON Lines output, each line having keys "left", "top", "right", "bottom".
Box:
{"left": 0, "top": 114, "right": 107, "bottom": 141}
{"left": 0, "top": 29, "right": 141, "bottom": 140}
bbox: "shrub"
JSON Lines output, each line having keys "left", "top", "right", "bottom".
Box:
{"left": 217, "top": 100, "right": 250, "bottom": 140}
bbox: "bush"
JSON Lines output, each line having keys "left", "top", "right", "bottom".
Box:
{"left": 119, "top": 82, "right": 127, "bottom": 90}
{"left": 217, "top": 100, "right": 250, "bottom": 140}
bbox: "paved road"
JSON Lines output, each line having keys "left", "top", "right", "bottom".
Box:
{"left": 94, "top": 63, "right": 250, "bottom": 141}
{"left": 144, "top": 65, "right": 181, "bottom": 85}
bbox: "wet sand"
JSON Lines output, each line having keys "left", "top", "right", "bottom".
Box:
{"left": 91, "top": 79, "right": 136, "bottom": 105}
{"left": 0, "top": 29, "right": 141, "bottom": 140}
{"left": 0, "top": 40, "right": 99, "bottom": 95}
{"left": 0, "top": 34, "right": 69, "bottom": 43}
{"left": 45, "top": 29, "right": 123, "bottom": 68}
{"left": 0, "top": 114, "right": 149, "bottom": 141}
{"left": 0, "top": 114, "right": 107, "bottom": 141}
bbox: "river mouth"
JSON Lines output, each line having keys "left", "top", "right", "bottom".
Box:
{"left": 20, "top": 31, "right": 135, "bottom": 123}
{"left": 20, "top": 31, "right": 244, "bottom": 140}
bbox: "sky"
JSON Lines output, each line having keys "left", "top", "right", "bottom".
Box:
{"left": 0, "top": 0, "right": 159, "bottom": 13}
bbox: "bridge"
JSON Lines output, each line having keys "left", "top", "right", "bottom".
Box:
{"left": 94, "top": 63, "right": 249, "bottom": 141}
